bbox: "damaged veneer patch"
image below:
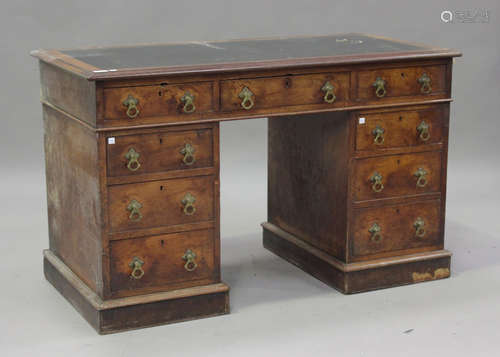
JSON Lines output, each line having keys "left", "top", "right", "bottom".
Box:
{"left": 412, "top": 268, "right": 450, "bottom": 282}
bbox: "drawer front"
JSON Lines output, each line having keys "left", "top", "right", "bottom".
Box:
{"left": 351, "top": 200, "right": 442, "bottom": 259}
{"left": 220, "top": 72, "right": 349, "bottom": 112}
{"left": 355, "top": 106, "right": 445, "bottom": 151}
{"left": 356, "top": 65, "right": 447, "bottom": 102}
{"left": 352, "top": 151, "right": 442, "bottom": 202}
{"left": 107, "top": 127, "right": 214, "bottom": 177}
{"left": 103, "top": 82, "right": 214, "bottom": 120}
{"left": 110, "top": 229, "right": 216, "bottom": 294}
{"left": 108, "top": 176, "right": 215, "bottom": 233}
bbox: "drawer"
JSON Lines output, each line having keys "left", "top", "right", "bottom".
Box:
{"left": 352, "top": 151, "right": 442, "bottom": 202}
{"left": 108, "top": 176, "right": 215, "bottom": 233}
{"left": 110, "top": 229, "right": 216, "bottom": 295}
{"left": 220, "top": 72, "right": 349, "bottom": 112}
{"left": 103, "top": 81, "right": 214, "bottom": 120}
{"left": 351, "top": 200, "right": 442, "bottom": 259}
{"left": 106, "top": 127, "right": 214, "bottom": 177}
{"left": 356, "top": 64, "right": 447, "bottom": 102}
{"left": 355, "top": 106, "right": 446, "bottom": 151}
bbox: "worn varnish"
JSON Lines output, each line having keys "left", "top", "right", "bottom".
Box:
{"left": 33, "top": 33, "right": 460, "bottom": 333}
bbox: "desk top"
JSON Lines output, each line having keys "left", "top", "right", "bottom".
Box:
{"left": 31, "top": 33, "right": 460, "bottom": 81}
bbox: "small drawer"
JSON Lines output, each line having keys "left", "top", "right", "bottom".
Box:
{"left": 351, "top": 200, "right": 442, "bottom": 259}
{"left": 103, "top": 81, "right": 214, "bottom": 120}
{"left": 109, "top": 229, "right": 216, "bottom": 295}
{"left": 108, "top": 176, "right": 215, "bottom": 233}
{"left": 106, "top": 127, "right": 214, "bottom": 177}
{"left": 220, "top": 72, "right": 349, "bottom": 112}
{"left": 352, "top": 151, "right": 442, "bottom": 202}
{"left": 355, "top": 106, "right": 445, "bottom": 151}
{"left": 356, "top": 64, "right": 447, "bottom": 102}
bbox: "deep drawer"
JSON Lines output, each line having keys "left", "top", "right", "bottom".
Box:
{"left": 350, "top": 200, "right": 442, "bottom": 259}
{"left": 109, "top": 229, "right": 217, "bottom": 295}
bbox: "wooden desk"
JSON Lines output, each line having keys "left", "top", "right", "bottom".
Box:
{"left": 32, "top": 33, "right": 461, "bottom": 334}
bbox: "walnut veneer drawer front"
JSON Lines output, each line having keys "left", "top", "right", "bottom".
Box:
{"left": 220, "top": 72, "right": 349, "bottom": 112}
{"left": 356, "top": 65, "right": 447, "bottom": 102}
{"left": 110, "top": 229, "right": 216, "bottom": 295}
{"left": 352, "top": 151, "right": 442, "bottom": 202}
{"left": 108, "top": 176, "right": 214, "bottom": 233}
{"left": 351, "top": 200, "right": 442, "bottom": 259}
{"left": 107, "top": 128, "right": 214, "bottom": 177}
{"left": 355, "top": 107, "right": 445, "bottom": 151}
{"left": 103, "top": 82, "right": 214, "bottom": 120}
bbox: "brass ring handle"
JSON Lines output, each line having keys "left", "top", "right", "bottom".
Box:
{"left": 369, "top": 223, "right": 382, "bottom": 243}
{"left": 129, "top": 257, "right": 145, "bottom": 279}
{"left": 321, "top": 81, "right": 336, "bottom": 104}
{"left": 370, "top": 171, "right": 384, "bottom": 193}
{"left": 372, "top": 125, "right": 385, "bottom": 145}
{"left": 418, "top": 73, "right": 432, "bottom": 94}
{"left": 414, "top": 217, "right": 426, "bottom": 238}
{"left": 414, "top": 168, "right": 428, "bottom": 188}
{"left": 417, "top": 121, "right": 430, "bottom": 142}
{"left": 182, "top": 249, "right": 198, "bottom": 272}
{"left": 181, "top": 193, "right": 196, "bottom": 216}
{"left": 180, "top": 143, "right": 196, "bottom": 166}
{"left": 373, "top": 77, "right": 387, "bottom": 98}
{"left": 239, "top": 87, "right": 254, "bottom": 110}
{"left": 127, "top": 199, "right": 143, "bottom": 222}
{"left": 122, "top": 94, "right": 139, "bottom": 119}
{"left": 181, "top": 91, "right": 196, "bottom": 114}
{"left": 125, "top": 148, "right": 141, "bottom": 172}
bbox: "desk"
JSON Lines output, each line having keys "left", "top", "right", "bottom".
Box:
{"left": 32, "top": 33, "right": 461, "bottom": 334}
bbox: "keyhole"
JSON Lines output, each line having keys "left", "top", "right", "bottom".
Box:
{"left": 158, "top": 91, "right": 162, "bottom": 96}
{"left": 160, "top": 239, "right": 164, "bottom": 246}
{"left": 160, "top": 185, "right": 164, "bottom": 191}
{"left": 397, "top": 159, "right": 400, "bottom": 165}
{"left": 396, "top": 208, "right": 400, "bottom": 214}
{"left": 285, "top": 78, "right": 291, "bottom": 88}
{"left": 401, "top": 72, "right": 405, "bottom": 78}
{"left": 159, "top": 137, "right": 163, "bottom": 144}
{"left": 399, "top": 116, "right": 403, "bottom": 121}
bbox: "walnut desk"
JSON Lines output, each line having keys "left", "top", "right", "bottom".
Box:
{"left": 32, "top": 34, "right": 461, "bottom": 334}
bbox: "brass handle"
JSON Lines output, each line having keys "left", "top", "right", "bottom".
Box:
{"left": 372, "top": 125, "right": 385, "bottom": 145}
{"left": 129, "top": 257, "right": 145, "bottom": 279}
{"left": 370, "top": 171, "right": 384, "bottom": 193}
{"left": 181, "top": 193, "right": 196, "bottom": 216}
{"left": 417, "top": 121, "right": 430, "bottom": 142}
{"left": 127, "top": 199, "right": 143, "bottom": 222}
{"left": 414, "top": 168, "right": 428, "bottom": 188}
{"left": 181, "top": 91, "right": 196, "bottom": 114}
{"left": 122, "top": 94, "right": 139, "bottom": 119}
{"left": 182, "top": 249, "right": 198, "bottom": 271}
{"left": 373, "top": 77, "right": 387, "bottom": 98}
{"left": 180, "top": 143, "right": 196, "bottom": 166}
{"left": 125, "top": 148, "right": 141, "bottom": 172}
{"left": 418, "top": 73, "right": 432, "bottom": 94}
{"left": 239, "top": 87, "right": 254, "bottom": 110}
{"left": 321, "top": 81, "right": 336, "bottom": 104}
{"left": 414, "top": 217, "right": 426, "bottom": 237}
{"left": 369, "top": 223, "right": 382, "bottom": 242}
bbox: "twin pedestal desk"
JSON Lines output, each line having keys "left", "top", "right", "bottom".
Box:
{"left": 32, "top": 34, "right": 461, "bottom": 334}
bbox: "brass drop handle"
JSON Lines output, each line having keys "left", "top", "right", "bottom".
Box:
{"left": 127, "top": 199, "right": 143, "bottom": 222}
{"left": 182, "top": 249, "right": 198, "bottom": 272}
{"left": 369, "top": 223, "right": 382, "bottom": 242}
{"left": 414, "top": 168, "right": 428, "bottom": 188}
{"left": 417, "top": 121, "right": 430, "bottom": 142}
{"left": 239, "top": 87, "right": 254, "bottom": 110}
{"left": 180, "top": 143, "right": 196, "bottom": 166}
{"left": 373, "top": 77, "right": 387, "bottom": 98}
{"left": 125, "top": 148, "right": 141, "bottom": 172}
{"left": 372, "top": 125, "right": 385, "bottom": 145}
{"left": 181, "top": 91, "right": 196, "bottom": 114}
{"left": 123, "top": 94, "right": 139, "bottom": 119}
{"left": 129, "top": 257, "right": 145, "bottom": 279}
{"left": 370, "top": 171, "right": 384, "bottom": 193}
{"left": 181, "top": 193, "right": 196, "bottom": 216}
{"left": 321, "top": 81, "right": 336, "bottom": 104}
{"left": 414, "top": 217, "right": 426, "bottom": 237}
{"left": 418, "top": 73, "right": 432, "bottom": 94}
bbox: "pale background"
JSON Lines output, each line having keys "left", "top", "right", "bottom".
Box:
{"left": 1, "top": 1, "right": 499, "bottom": 356}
